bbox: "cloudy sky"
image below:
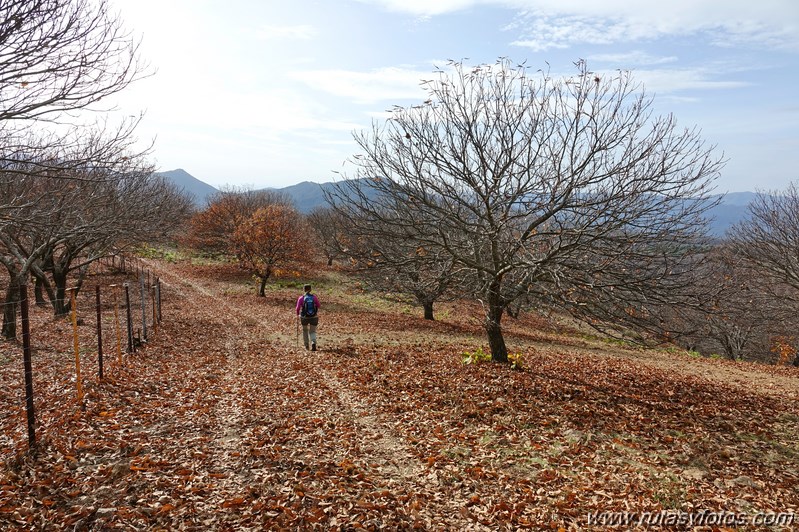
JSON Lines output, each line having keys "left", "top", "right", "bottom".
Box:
{"left": 109, "top": 0, "right": 798, "bottom": 193}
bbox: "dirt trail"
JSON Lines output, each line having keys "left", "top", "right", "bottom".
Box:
{"left": 128, "top": 258, "right": 798, "bottom": 530}
{"left": 143, "top": 259, "right": 487, "bottom": 529}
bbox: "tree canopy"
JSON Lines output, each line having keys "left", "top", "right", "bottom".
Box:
{"left": 328, "top": 59, "right": 724, "bottom": 361}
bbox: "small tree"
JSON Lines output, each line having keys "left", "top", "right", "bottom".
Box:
{"left": 328, "top": 59, "right": 723, "bottom": 362}
{"left": 729, "top": 183, "right": 799, "bottom": 296}
{"left": 186, "top": 188, "right": 290, "bottom": 255}
{"left": 340, "top": 217, "right": 456, "bottom": 320}
{"left": 307, "top": 207, "right": 350, "bottom": 267}
{"left": 231, "top": 204, "right": 311, "bottom": 296}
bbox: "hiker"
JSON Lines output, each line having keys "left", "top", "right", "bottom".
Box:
{"left": 296, "top": 284, "right": 320, "bottom": 350}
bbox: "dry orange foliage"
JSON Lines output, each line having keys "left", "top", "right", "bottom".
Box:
{"left": 231, "top": 204, "right": 311, "bottom": 294}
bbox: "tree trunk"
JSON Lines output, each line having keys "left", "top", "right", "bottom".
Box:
{"left": 422, "top": 301, "right": 434, "bottom": 320}
{"left": 327, "top": 256, "right": 333, "bottom": 267}
{"left": 52, "top": 268, "right": 70, "bottom": 316}
{"left": 258, "top": 277, "right": 267, "bottom": 297}
{"left": 2, "top": 276, "right": 21, "bottom": 339}
{"left": 30, "top": 265, "right": 57, "bottom": 310}
{"left": 485, "top": 316, "right": 508, "bottom": 362}
{"left": 257, "top": 268, "right": 273, "bottom": 297}
{"left": 34, "top": 276, "right": 47, "bottom": 306}
{"left": 484, "top": 281, "right": 508, "bottom": 362}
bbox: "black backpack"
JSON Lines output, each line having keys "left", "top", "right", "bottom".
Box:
{"left": 302, "top": 294, "right": 317, "bottom": 317}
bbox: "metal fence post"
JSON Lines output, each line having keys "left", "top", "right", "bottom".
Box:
{"left": 124, "top": 283, "right": 134, "bottom": 353}
{"left": 20, "top": 284, "right": 35, "bottom": 448}
{"left": 151, "top": 285, "right": 157, "bottom": 334}
{"left": 140, "top": 275, "right": 147, "bottom": 343}
{"left": 112, "top": 285, "right": 122, "bottom": 366}
{"left": 95, "top": 285, "right": 103, "bottom": 380}
{"left": 156, "top": 278, "right": 162, "bottom": 323}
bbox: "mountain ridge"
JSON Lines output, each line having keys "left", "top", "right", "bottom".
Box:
{"left": 158, "top": 168, "right": 756, "bottom": 236}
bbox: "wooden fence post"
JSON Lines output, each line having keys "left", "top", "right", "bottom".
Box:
{"left": 69, "top": 289, "right": 83, "bottom": 403}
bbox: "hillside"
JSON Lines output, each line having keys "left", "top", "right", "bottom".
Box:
{"left": 157, "top": 169, "right": 757, "bottom": 235}
{"left": 156, "top": 168, "right": 219, "bottom": 207}
{"left": 266, "top": 180, "right": 327, "bottom": 213}
{"left": 0, "top": 258, "right": 796, "bottom": 529}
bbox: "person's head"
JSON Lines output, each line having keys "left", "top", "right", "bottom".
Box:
{"left": 304, "top": 284, "right": 312, "bottom": 293}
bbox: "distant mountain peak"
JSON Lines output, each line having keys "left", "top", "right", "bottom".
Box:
{"left": 156, "top": 169, "right": 218, "bottom": 207}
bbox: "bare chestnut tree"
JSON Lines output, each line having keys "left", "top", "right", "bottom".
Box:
{"left": 328, "top": 59, "right": 723, "bottom": 362}
{"left": 0, "top": 0, "right": 155, "bottom": 337}
{"left": 307, "top": 207, "right": 350, "bottom": 267}
{"left": 0, "top": 0, "right": 146, "bottom": 123}
{"left": 729, "top": 183, "right": 799, "bottom": 296}
{"left": 349, "top": 221, "right": 457, "bottom": 320}
{"left": 726, "top": 183, "right": 799, "bottom": 365}
{"left": 0, "top": 0, "right": 150, "bottom": 190}
{"left": 0, "top": 153, "right": 192, "bottom": 336}
{"left": 30, "top": 169, "right": 192, "bottom": 317}
{"left": 661, "top": 244, "right": 791, "bottom": 361}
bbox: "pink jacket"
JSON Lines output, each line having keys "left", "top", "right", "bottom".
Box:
{"left": 296, "top": 294, "right": 320, "bottom": 316}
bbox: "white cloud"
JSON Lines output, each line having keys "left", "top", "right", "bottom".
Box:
{"left": 625, "top": 68, "right": 751, "bottom": 95}
{"left": 509, "top": 9, "right": 798, "bottom": 51}
{"left": 588, "top": 51, "right": 678, "bottom": 66}
{"left": 509, "top": 15, "right": 648, "bottom": 51}
{"left": 355, "top": 0, "right": 487, "bottom": 17}
{"left": 362, "top": 0, "right": 799, "bottom": 51}
{"left": 364, "top": 0, "right": 798, "bottom": 28}
{"left": 290, "top": 67, "right": 431, "bottom": 104}
{"left": 256, "top": 24, "right": 317, "bottom": 40}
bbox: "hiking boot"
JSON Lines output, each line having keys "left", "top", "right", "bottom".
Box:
{"left": 311, "top": 342, "right": 317, "bottom": 351}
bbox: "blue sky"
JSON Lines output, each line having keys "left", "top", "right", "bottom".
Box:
{"left": 110, "top": 0, "right": 798, "bottom": 193}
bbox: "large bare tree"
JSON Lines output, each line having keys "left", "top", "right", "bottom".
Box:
{"left": 328, "top": 59, "right": 723, "bottom": 362}
{"left": 727, "top": 183, "right": 799, "bottom": 364}
{"left": 0, "top": 0, "right": 154, "bottom": 337}
{"left": 0, "top": 0, "right": 145, "bottom": 123}
{"left": 0, "top": 0, "right": 150, "bottom": 187}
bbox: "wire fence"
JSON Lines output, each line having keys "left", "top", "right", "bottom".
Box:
{"left": 0, "top": 255, "right": 163, "bottom": 451}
